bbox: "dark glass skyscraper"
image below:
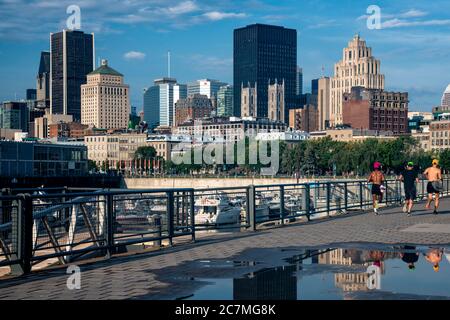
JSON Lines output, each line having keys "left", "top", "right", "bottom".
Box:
{"left": 50, "top": 30, "right": 94, "bottom": 121}
{"left": 233, "top": 24, "right": 297, "bottom": 121}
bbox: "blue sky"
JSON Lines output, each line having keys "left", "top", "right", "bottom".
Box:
{"left": 1, "top": 0, "right": 450, "bottom": 111}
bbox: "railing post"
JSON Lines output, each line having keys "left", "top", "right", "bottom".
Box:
{"left": 359, "top": 182, "right": 364, "bottom": 210}
{"left": 344, "top": 182, "right": 348, "bottom": 212}
{"left": 280, "top": 186, "right": 285, "bottom": 225}
{"left": 105, "top": 194, "right": 115, "bottom": 258}
{"left": 326, "top": 183, "right": 331, "bottom": 217}
{"left": 304, "top": 184, "right": 311, "bottom": 221}
{"left": 190, "top": 190, "right": 195, "bottom": 242}
{"left": 10, "top": 193, "right": 33, "bottom": 276}
{"left": 444, "top": 178, "right": 449, "bottom": 195}
{"left": 166, "top": 191, "right": 175, "bottom": 245}
{"left": 248, "top": 185, "right": 256, "bottom": 231}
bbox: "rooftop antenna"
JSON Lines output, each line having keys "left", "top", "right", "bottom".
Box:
{"left": 167, "top": 51, "right": 171, "bottom": 78}
{"left": 321, "top": 65, "right": 325, "bottom": 78}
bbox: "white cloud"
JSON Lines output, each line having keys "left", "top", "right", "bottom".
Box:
{"left": 357, "top": 9, "right": 428, "bottom": 21}
{"left": 0, "top": 0, "right": 249, "bottom": 40}
{"left": 202, "top": 11, "right": 247, "bottom": 21}
{"left": 382, "top": 18, "right": 450, "bottom": 29}
{"left": 124, "top": 51, "right": 146, "bottom": 60}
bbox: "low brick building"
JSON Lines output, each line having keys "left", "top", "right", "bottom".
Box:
{"left": 175, "top": 94, "right": 213, "bottom": 127}
{"left": 343, "top": 87, "right": 408, "bottom": 135}
{"left": 289, "top": 105, "right": 319, "bottom": 132}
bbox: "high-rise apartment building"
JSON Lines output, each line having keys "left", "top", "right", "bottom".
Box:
{"left": 81, "top": 59, "right": 130, "bottom": 130}
{"left": 330, "top": 35, "right": 384, "bottom": 127}
{"left": 143, "top": 78, "right": 187, "bottom": 128}
{"left": 216, "top": 85, "right": 234, "bottom": 117}
{"left": 50, "top": 30, "right": 95, "bottom": 121}
{"left": 234, "top": 24, "right": 297, "bottom": 121}
{"left": 268, "top": 80, "right": 285, "bottom": 122}
{"left": 187, "top": 79, "right": 227, "bottom": 99}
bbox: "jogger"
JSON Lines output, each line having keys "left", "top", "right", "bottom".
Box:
{"left": 399, "top": 162, "right": 419, "bottom": 217}
{"left": 368, "top": 162, "right": 385, "bottom": 215}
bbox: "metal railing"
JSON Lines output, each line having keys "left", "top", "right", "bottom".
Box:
{"left": 0, "top": 188, "right": 195, "bottom": 275}
{"left": 1, "top": 177, "right": 449, "bottom": 275}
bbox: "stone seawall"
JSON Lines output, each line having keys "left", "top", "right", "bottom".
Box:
{"left": 124, "top": 177, "right": 313, "bottom": 189}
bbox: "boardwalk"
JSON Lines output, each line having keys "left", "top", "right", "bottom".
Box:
{"left": 1, "top": 198, "right": 450, "bottom": 300}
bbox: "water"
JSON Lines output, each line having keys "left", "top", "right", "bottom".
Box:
{"left": 184, "top": 245, "right": 450, "bottom": 300}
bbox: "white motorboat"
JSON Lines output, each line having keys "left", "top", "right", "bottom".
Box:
{"left": 195, "top": 193, "right": 241, "bottom": 226}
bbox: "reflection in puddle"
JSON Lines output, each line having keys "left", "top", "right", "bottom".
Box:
{"left": 186, "top": 246, "right": 450, "bottom": 300}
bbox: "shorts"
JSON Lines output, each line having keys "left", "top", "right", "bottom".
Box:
{"left": 371, "top": 184, "right": 382, "bottom": 196}
{"left": 405, "top": 187, "right": 416, "bottom": 201}
{"left": 427, "top": 182, "right": 440, "bottom": 194}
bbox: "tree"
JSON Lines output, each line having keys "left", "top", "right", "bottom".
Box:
{"left": 134, "top": 146, "right": 157, "bottom": 160}
{"left": 88, "top": 160, "right": 98, "bottom": 172}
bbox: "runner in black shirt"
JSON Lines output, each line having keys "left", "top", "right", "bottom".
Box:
{"left": 399, "top": 162, "right": 419, "bottom": 216}
{"left": 400, "top": 245, "right": 419, "bottom": 270}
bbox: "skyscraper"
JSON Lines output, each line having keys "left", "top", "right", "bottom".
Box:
{"left": 143, "top": 78, "right": 187, "bottom": 128}
{"left": 441, "top": 84, "right": 450, "bottom": 108}
{"left": 330, "top": 34, "right": 384, "bottom": 127}
{"left": 0, "top": 102, "right": 29, "bottom": 132}
{"left": 36, "top": 51, "right": 50, "bottom": 108}
{"left": 50, "top": 30, "right": 95, "bottom": 121}
{"left": 81, "top": 59, "right": 130, "bottom": 130}
{"left": 217, "top": 85, "right": 234, "bottom": 117}
{"left": 317, "top": 77, "right": 331, "bottom": 130}
{"left": 296, "top": 66, "right": 303, "bottom": 96}
{"left": 234, "top": 24, "right": 297, "bottom": 121}
{"left": 187, "top": 79, "right": 227, "bottom": 99}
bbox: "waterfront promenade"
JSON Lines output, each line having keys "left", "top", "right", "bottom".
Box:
{"left": 1, "top": 198, "right": 450, "bottom": 300}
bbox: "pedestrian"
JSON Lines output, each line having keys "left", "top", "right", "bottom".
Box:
{"left": 424, "top": 248, "right": 443, "bottom": 272}
{"left": 368, "top": 162, "right": 385, "bottom": 215}
{"left": 424, "top": 159, "right": 443, "bottom": 214}
{"left": 400, "top": 245, "right": 419, "bottom": 270}
{"left": 399, "top": 161, "right": 419, "bottom": 216}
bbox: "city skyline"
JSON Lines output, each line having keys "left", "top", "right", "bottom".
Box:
{"left": 1, "top": 0, "right": 450, "bottom": 111}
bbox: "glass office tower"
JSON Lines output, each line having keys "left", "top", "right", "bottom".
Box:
{"left": 50, "top": 30, "right": 94, "bottom": 121}
{"left": 233, "top": 24, "right": 297, "bottom": 122}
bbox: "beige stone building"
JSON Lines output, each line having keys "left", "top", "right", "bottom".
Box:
{"left": 412, "top": 131, "right": 431, "bottom": 152}
{"left": 310, "top": 128, "right": 395, "bottom": 142}
{"left": 430, "top": 115, "right": 450, "bottom": 152}
{"left": 34, "top": 111, "right": 73, "bottom": 139}
{"left": 268, "top": 80, "right": 285, "bottom": 122}
{"left": 84, "top": 133, "right": 147, "bottom": 167}
{"left": 241, "top": 83, "right": 257, "bottom": 118}
{"left": 81, "top": 59, "right": 130, "bottom": 130}
{"left": 146, "top": 134, "right": 185, "bottom": 161}
{"left": 330, "top": 35, "right": 385, "bottom": 127}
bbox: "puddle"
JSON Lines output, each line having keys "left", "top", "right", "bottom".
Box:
{"left": 182, "top": 245, "right": 450, "bottom": 300}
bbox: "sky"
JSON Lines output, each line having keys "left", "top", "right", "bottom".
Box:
{"left": 0, "top": 0, "right": 450, "bottom": 112}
